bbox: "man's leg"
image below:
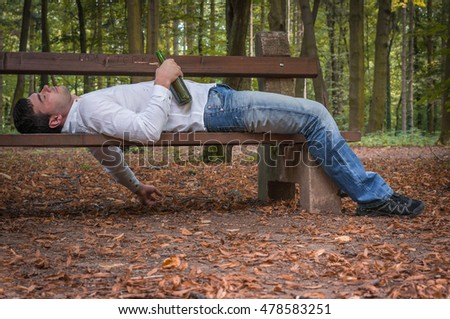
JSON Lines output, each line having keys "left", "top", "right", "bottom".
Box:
{"left": 204, "top": 86, "right": 424, "bottom": 216}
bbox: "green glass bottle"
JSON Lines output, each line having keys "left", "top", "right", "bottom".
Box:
{"left": 155, "top": 50, "right": 192, "bottom": 105}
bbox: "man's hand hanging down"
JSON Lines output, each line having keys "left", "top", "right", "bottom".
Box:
{"left": 135, "top": 183, "right": 163, "bottom": 206}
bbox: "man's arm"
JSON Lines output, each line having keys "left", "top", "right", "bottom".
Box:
{"left": 82, "top": 60, "right": 181, "bottom": 205}
{"left": 79, "top": 59, "right": 184, "bottom": 143}
{"left": 88, "top": 146, "right": 162, "bottom": 205}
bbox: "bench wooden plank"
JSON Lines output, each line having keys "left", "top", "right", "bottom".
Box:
{"left": 0, "top": 52, "right": 318, "bottom": 78}
{"left": 0, "top": 132, "right": 360, "bottom": 147}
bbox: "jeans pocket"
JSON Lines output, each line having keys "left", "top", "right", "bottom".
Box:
{"left": 205, "top": 108, "right": 246, "bottom": 132}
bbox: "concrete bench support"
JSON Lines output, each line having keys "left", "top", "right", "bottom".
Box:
{"left": 257, "top": 143, "right": 341, "bottom": 213}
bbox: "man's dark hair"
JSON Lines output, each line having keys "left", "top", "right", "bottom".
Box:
{"left": 13, "top": 98, "right": 62, "bottom": 133}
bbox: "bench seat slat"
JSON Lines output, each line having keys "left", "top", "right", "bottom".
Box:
{"left": 0, "top": 132, "right": 360, "bottom": 147}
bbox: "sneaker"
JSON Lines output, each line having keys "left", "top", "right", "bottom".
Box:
{"left": 356, "top": 193, "right": 424, "bottom": 217}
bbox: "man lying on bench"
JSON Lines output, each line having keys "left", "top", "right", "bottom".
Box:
{"left": 12, "top": 58, "right": 424, "bottom": 217}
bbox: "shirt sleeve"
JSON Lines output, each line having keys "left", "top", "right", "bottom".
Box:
{"left": 80, "top": 85, "right": 172, "bottom": 143}
{"left": 88, "top": 146, "right": 141, "bottom": 193}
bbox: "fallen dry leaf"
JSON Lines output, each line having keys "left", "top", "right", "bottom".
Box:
{"left": 334, "top": 235, "right": 352, "bottom": 243}
{"left": 0, "top": 146, "right": 448, "bottom": 299}
{"left": 162, "top": 256, "right": 181, "bottom": 269}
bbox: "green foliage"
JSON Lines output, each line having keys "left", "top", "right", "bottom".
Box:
{"left": 355, "top": 130, "right": 439, "bottom": 147}
{"left": 0, "top": 126, "right": 17, "bottom": 134}
{"left": 0, "top": 0, "right": 447, "bottom": 135}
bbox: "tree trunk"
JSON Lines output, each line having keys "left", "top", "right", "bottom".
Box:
{"left": 269, "top": 0, "right": 286, "bottom": 31}
{"left": 96, "top": 0, "right": 104, "bottom": 89}
{"left": 325, "top": 0, "right": 344, "bottom": 117}
{"left": 11, "top": 0, "right": 32, "bottom": 129}
{"left": 210, "top": 0, "right": 216, "bottom": 51}
{"left": 407, "top": 0, "right": 415, "bottom": 132}
{"left": 292, "top": 0, "right": 299, "bottom": 49}
{"left": 127, "top": 0, "right": 144, "bottom": 83}
{"left": 76, "top": 0, "right": 91, "bottom": 93}
{"left": 260, "top": 0, "right": 266, "bottom": 31}
{"left": 294, "top": 0, "right": 305, "bottom": 97}
{"left": 173, "top": 3, "right": 180, "bottom": 55}
{"left": 225, "top": 0, "right": 251, "bottom": 89}
{"left": 198, "top": 0, "right": 205, "bottom": 55}
{"left": 426, "top": 0, "right": 435, "bottom": 133}
{"left": 250, "top": 2, "right": 254, "bottom": 56}
{"left": 438, "top": 0, "right": 450, "bottom": 145}
{"left": 349, "top": 0, "right": 365, "bottom": 132}
{"left": 40, "top": 0, "right": 50, "bottom": 89}
{"left": 298, "top": 0, "right": 329, "bottom": 108}
{"left": 401, "top": 6, "right": 407, "bottom": 132}
{"left": 147, "top": 0, "right": 159, "bottom": 55}
{"left": 185, "top": 1, "right": 195, "bottom": 54}
{"left": 367, "top": 0, "right": 391, "bottom": 133}
{"left": 386, "top": 26, "right": 395, "bottom": 131}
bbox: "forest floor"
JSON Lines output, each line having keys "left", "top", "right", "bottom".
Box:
{"left": 0, "top": 145, "right": 449, "bottom": 299}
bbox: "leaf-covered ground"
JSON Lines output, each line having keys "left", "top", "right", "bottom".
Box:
{"left": 0, "top": 146, "right": 448, "bottom": 299}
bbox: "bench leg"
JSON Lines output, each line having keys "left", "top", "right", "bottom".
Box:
{"left": 257, "top": 144, "right": 341, "bottom": 213}
{"left": 298, "top": 147, "right": 341, "bottom": 214}
{"left": 257, "top": 145, "right": 296, "bottom": 201}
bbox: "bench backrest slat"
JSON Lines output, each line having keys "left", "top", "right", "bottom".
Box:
{"left": 0, "top": 52, "right": 318, "bottom": 78}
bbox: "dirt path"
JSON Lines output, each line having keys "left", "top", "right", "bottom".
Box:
{"left": 0, "top": 146, "right": 448, "bottom": 298}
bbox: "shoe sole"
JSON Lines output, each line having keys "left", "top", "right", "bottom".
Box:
{"left": 356, "top": 202, "right": 425, "bottom": 218}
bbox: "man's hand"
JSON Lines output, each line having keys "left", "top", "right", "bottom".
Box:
{"left": 155, "top": 59, "right": 183, "bottom": 89}
{"left": 135, "top": 183, "right": 163, "bottom": 206}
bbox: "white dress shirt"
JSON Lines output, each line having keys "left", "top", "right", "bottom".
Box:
{"left": 61, "top": 80, "right": 215, "bottom": 193}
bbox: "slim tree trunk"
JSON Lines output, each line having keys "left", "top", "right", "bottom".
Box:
{"left": 386, "top": 28, "right": 394, "bottom": 131}
{"left": 298, "top": 0, "right": 329, "bottom": 108}
{"left": 349, "top": 0, "right": 365, "bottom": 131}
{"left": 426, "top": 0, "right": 435, "bottom": 133}
{"left": 185, "top": 1, "right": 195, "bottom": 54}
{"left": 127, "top": 0, "right": 144, "bottom": 83}
{"left": 198, "top": 0, "right": 205, "bottom": 55}
{"left": 11, "top": 0, "right": 32, "bottom": 129}
{"left": 210, "top": 0, "right": 216, "bottom": 51}
{"left": 401, "top": 6, "right": 407, "bottom": 132}
{"left": 147, "top": 0, "right": 159, "bottom": 55}
{"left": 96, "top": 0, "right": 104, "bottom": 89}
{"left": 249, "top": 2, "right": 254, "bottom": 56}
{"left": 260, "top": 0, "right": 266, "bottom": 31}
{"left": 225, "top": 0, "right": 251, "bottom": 89}
{"left": 407, "top": 0, "right": 415, "bottom": 132}
{"left": 367, "top": 0, "right": 391, "bottom": 133}
{"left": 127, "top": 0, "right": 142, "bottom": 54}
{"left": 173, "top": 2, "right": 180, "bottom": 55}
{"left": 325, "top": 0, "right": 344, "bottom": 117}
{"left": 76, "top": 0, "right": 91, "bottom": 93}
{"left": 40, "top": 0, "right": 50, "bottom": 89}
{"left": 294, "top": 0, "right": 305, "bottom": 97}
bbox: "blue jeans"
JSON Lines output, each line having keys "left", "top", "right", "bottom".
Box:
{"left": 203, "top": 84, "right": 393, "bottom": 206}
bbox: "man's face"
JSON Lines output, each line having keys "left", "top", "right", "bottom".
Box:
{"left": 29, "top": 85, "right": 71, "bottom": 115}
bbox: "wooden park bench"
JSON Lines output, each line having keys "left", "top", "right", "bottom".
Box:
{"left": 0, "top": 32, "right": 360, "bottom": 213}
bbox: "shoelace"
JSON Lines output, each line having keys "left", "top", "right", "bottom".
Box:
{"left": 385, "top": 200, "right": 409, "bottom": 214}
{"left": 391, "top": 193, "right": 412, "bottom": 205}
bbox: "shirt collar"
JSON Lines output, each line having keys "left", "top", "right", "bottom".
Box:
{"left": 61, "top": 98, "right": 81, "bottom": 133}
